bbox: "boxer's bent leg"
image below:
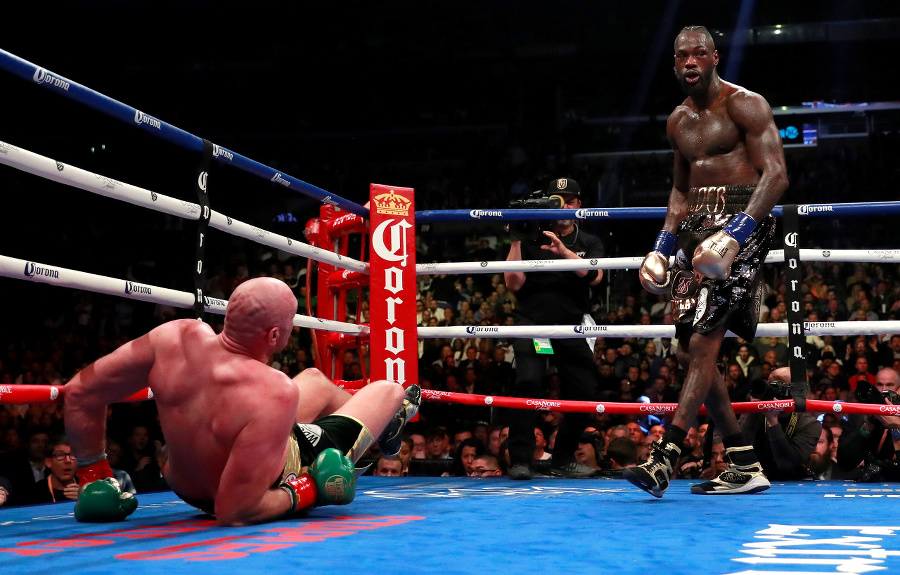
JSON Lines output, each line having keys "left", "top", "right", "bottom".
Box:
{"left": 333, "top": 380, "right": 405, "bottom": 440}
{"left": 293, "top": 381, "right": 400, "bottom": 464}
{"left": 295, "top": 414, "right": 375, "bottom": 465}
{"left": 293, "top": 368, "right": 353, "bottom": 422}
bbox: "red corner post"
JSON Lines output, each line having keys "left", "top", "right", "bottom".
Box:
{"left": 367, "top": 184, "right": 418, "bottom": 389}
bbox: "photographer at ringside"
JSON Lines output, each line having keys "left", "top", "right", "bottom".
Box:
{"left": 739, "top": 367, "right": 821, "bottom": 480}
{"left": 503, "top": 178, "right": 605, "bottom": 479}
{"left": 836, "top": 368, "right": 900, "bottom": 482}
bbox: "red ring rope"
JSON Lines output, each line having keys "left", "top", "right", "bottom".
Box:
{"left": 4, "top": 384, "right": 893, "bottom": 419}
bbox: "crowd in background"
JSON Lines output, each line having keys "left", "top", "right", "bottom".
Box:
{"left": 3, "top": 140, "right": 900, "bottom": 507}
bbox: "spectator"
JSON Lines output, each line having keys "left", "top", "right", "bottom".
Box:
{"left": 836, "top": 370, "right": 900, "bottom": 481}
{"left": 119, "top": 424, "right": 163, "bottom": 493}
{"left": 699, "top": 441, "right": 729, "bottom": 480}
{"left": 574, "top": 430, "right": 607, "bottom": 472}
{"left": 105, "top": 437, "right": 137, "bottom": 495}
{"left": 373, "top": 455, "right": 404, "bottom": 477}
{"left": 733, "top": 343, "right": 762, "bottom": 381}
{"left": 424, "top": 427, "right": 451, "bottom": 459}
{"left": 410, "top": 432, "right": 427, "bottom": 460}
{"left": 469, "top": 454, "right": 503, "bottom": 477}
{"left": 807, "top": 427, "right": 858, "bottom": 480}
{"left": 740, "top": 368, "right": 822, "bottom": 480}
{"left": 446, "top": 437, "right": 484, "bottom": 477}
{"left": 607, "top": 437, "right": 639, "bottom": 469}
{"left": 847, "top": 357, "right": 877, "bottom": 392}
{"left": 533, "top": 427, "right": 552, "bottom": 461}
{"left": 26, "top": 435, "right": 79, "bottom": 504}
{"left": 0, "top": 426, "right": 50, "bottom": 503}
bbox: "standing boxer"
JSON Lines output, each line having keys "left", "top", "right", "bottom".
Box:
{"left": 65, "top": 277, "right": 419, "bottom": 524}
{"left": 624, "top": 25, "right": 788, "bottom": 497}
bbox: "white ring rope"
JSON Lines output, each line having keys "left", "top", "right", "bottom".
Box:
{"left": 418, "top": 320, "right": 900, "bottom": 339}
{"left": 416, "top": 250, "right": 900, "bottom": 275}
{"left": 0, "top": 140, "right": 368, "bottom": 274}
{"left": 0, "top": 254, "right": 367, "bottom": 335}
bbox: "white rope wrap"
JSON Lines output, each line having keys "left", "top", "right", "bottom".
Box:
{"left": 0, "top": 140, "right": 367, "bottom": 273}
{"left": 0, "top": 255, "right": 367, "bottom": 335}
{"left": 415, "top": 250, "right": 900, "bottom": 275}
{"left": 418, "top": 321, "right": 900, "bottom": 339}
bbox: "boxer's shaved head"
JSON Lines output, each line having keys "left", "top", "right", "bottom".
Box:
{"left": 224, "top": 277, "right": 297, "bottom": 351}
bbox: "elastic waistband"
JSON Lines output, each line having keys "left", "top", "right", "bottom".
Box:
{"left": 687, "top": 185, "right": 755, "bottom": 215}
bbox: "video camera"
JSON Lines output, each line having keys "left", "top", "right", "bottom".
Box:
{"left": 749, "top": 378, "right": 793, "bottom": 401}
{"left": 507, "top": 190, "right": 565, "bottom": 242}
{"left": 854, "top": 381, "right": 900, "bottom": 406}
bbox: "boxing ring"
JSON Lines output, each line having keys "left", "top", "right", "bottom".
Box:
{"left": 4, "top": 48, "right": 900, "bottom": 574}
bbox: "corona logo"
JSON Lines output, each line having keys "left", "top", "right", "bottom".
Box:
{"left": 134, "top": 110, "right": 162, "bottom": 129}
{"left": 574, "top": 209, "right": 610, "bottom": 218}
{"left": 32, "top": 68, "right": 70, "bottom": 91}
{"left": 212, "top": 145, "right": 233, "bottom": 160}
{"left": 372, "top": 190, "right": 412, "bottom": 216}
{"left": 798, "top": 204, "right": 834, "bottom": 215}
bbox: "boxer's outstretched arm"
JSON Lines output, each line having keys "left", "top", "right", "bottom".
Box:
{"left": 64, "top": 330, "right": 158, "bottom": 461}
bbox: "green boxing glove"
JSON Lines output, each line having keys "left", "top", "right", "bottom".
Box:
{"left": 280, "top": 448, "right": 356, "bottom": 514}
{"left": 309, "top": 448, "right": 356, "bottom": 507}
{"left": 74, "top": 478, "right": 138, "bottom": 523}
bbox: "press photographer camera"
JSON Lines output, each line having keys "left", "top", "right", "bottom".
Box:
{"left": 738, "top": 367, "right": 822, "bottom": 480}
{"left": 748, "top": 378, "right": 792, "bottom": 402}
{"left": 836, "top": 372, "right": 900, "bottom": 482}
{"left": 503, "top": 177, "right": 607, "bottom": 480}
{"left": 507, "top": 190, "right": 565, "bottom": 241}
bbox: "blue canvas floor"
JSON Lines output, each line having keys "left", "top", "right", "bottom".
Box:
{"left": 2, "top": 477, "right": 900, "bottom": 575}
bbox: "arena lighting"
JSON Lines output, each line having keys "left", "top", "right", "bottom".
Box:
{"left": 723, "top": 0, "right": 756, "bottom": 82}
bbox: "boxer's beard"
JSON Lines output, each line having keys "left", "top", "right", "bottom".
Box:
{"left": 678, "top": 69, "right": 712, "bottom": 98}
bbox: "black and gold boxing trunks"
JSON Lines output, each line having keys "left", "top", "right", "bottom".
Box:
{"left": 671, "top": 185, "right": 776, "bottom": 342}
{"left": 173, "top": 414, "right": 370, "bottom": 516}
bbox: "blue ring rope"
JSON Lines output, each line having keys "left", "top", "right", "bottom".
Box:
{"left": 0, "top": 48, "right": 369, "bottom": 218}
{"left": 416, "top": 201, "right": 900, "bottom": 223}
{"left": 6, "top": 49, "right": 900, "bottom": 225}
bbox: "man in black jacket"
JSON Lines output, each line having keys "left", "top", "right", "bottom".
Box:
{"left": 504, "top": 178, "right": 605, "bottom": 479}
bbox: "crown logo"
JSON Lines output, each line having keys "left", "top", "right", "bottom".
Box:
{"left": 372, "top": 190, "right": 412, "bottom": 216}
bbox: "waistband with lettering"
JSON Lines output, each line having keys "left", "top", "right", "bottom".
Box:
{"left": 686, "top": 184, "right": 755, "bottom": 216}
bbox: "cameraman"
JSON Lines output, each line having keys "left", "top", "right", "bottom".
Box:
{"left": 837, "top": 368, "right": 900, "bottom": 482}
{"left": 504, "top": 178, "right": 605, "bottom": 479}
{"left": 739, "top": 367, "right": 822, "bottom": 480}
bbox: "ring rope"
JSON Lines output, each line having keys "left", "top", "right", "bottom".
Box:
{"left": 0, "top": 140, "right": 368, "bottom": 274}
{"left": 3, "top": 384, "right": 896, "bottom": 421}
{"left": 0, "top": 48, "right": 369, "bottom": 218}
{"left": 418, "top": 320, "right": 900, "bottom": 340}
{"left": 415, "top": 200, "right": 900, "bottom": 223}
{"left": 415, "top": 249, "right": 900, "bottom": 276}
{"left": 0, "top": 254, "right": 367, "bottom": 335}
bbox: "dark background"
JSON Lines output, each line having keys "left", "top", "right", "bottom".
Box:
{"left": 2, "top": 0, "right": 900, "bottom": 333}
